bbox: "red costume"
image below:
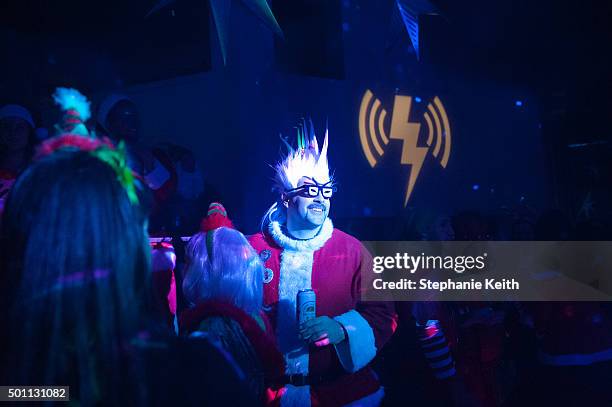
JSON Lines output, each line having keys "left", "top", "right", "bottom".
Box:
{"left": 180, "top": 299, "right": 285, "bottom": 384}
{"left": 249, "top": 218, "right": 396, "bottom": 406}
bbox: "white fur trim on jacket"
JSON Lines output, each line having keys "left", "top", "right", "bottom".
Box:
{"left": 268, "top": 218, "right": 333, "bottom": 252}
{"left": 277, "top": 249, "right": 313, "bottom": 375}
{"left": 334, "top": 310, "right": 377, "bottom": 373}
{"left": 277, "top": 249, "right": 313, "bottom": 406}
{"left": 280, "top": 385, "right": 311, "bottom": 407}
{"left": 143, "top": 158, "right": 170, "bottom": 190}
{"left": 344, "top": 387, "right": 385, "bottom": 407}
{"left": 272, "top": 218, "right": 333, "bottom": 407}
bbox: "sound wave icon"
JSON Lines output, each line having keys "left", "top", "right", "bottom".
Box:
{"left": 359, "top": 90, "right": 390, "bottom": 167}
{"left": 423, "top": 97, "right": 451, "bottom": 168}
{"left": 358, "top": 90, "right": 452, "bottom": 205}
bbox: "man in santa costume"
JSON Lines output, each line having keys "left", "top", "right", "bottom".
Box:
{"left": 248, "top": 123, "right": 396, "bottom": 406}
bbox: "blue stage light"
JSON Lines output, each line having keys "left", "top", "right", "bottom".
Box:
{"left": 415, "top": 96, "right": 422, "bottom": 103}
{"left": 515, "top": 100, "right": 523, "bottom": 107}
{"left": 472, "top": 184, "right": 479, "bottom": 191}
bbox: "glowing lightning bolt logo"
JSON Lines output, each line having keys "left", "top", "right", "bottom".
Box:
{"left": 358, "top": 89, "right": 452, "bottom": 206}
{"left": 389, "top": 95, "right": 428, "bottom": 206}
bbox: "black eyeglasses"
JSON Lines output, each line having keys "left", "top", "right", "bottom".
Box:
{"left": 285, "top": 183, "right": 337, "bottom": 199}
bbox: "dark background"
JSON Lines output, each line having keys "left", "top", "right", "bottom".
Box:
{"left": 1, "top": 0, "right": 610, "bottom": 236}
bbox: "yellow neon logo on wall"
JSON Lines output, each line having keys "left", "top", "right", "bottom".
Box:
{"left": 359, "top": 89, "right": 451, "bottom": 206}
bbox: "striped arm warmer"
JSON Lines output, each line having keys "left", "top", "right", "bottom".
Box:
{"left": 417, "top": 320, "right": 456, "bottom": 379}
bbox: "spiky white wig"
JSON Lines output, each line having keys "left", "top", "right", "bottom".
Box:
{"left": 273, "top": 122, "right": 331, "bottom": 193}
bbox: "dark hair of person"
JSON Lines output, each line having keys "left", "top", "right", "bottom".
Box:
{"left": 0, "top": 150, "right": 151, "bottom": 405}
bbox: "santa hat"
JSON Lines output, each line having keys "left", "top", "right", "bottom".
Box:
{"left": 197, "top": 202, "right": 235, "bottom": 266}
{"left": 274, "top": 119, "right": 332, "bottom": 193}
{"left": 200, "top": 202, "right": 234, "bottom": 232}
{"left": 96, "top": 93, "right": 133, "bottom": 133}
{"left": 0, "top": 104, "right": 35, "bottom": 128}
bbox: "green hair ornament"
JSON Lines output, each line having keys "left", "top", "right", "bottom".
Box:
{"left": 91, "top": 141, "right": 139, "bottom": 205}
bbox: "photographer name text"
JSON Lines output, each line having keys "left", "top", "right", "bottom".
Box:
{"left": 372, "top": 278, "right": 520, "bottom": 291}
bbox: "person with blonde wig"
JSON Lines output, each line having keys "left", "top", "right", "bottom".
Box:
{"left": 180, "top": 203, "right": 284, "bottom": 403}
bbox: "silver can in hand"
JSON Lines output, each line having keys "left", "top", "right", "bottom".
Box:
{"left": 297, "top": 289, "right": 316, "bottom": 325}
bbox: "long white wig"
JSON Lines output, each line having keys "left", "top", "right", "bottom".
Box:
{"left": 183, "top": 227, "right": 264, "bottom": 314}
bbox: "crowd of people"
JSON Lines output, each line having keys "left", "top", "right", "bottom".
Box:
{"left": 0, "top": 88, "right": 610, "bottom": 406}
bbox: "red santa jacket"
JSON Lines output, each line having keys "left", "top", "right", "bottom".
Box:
{"left": 249, "top": 218, "right": 397, "bottom": 406}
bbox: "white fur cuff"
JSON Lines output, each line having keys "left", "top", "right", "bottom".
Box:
{"left": 280, "top": 384, "right": 311, "bottom": 407}
{"left": 334, "top": 310, "right": 377, "bottom": 372}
